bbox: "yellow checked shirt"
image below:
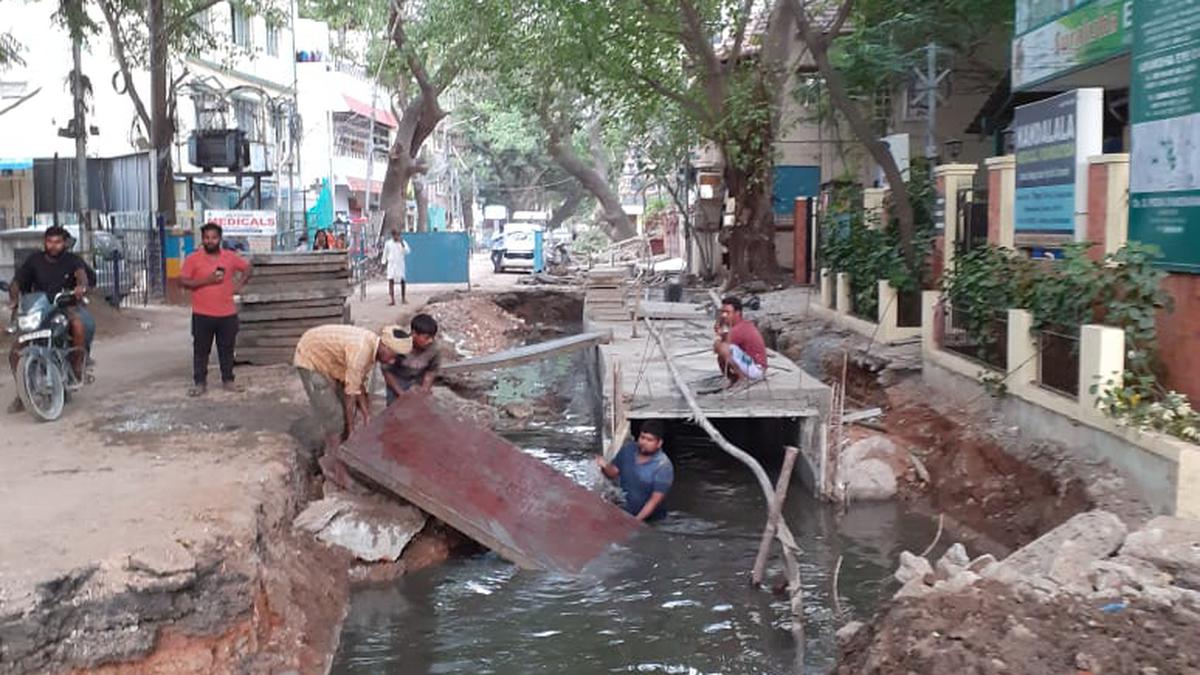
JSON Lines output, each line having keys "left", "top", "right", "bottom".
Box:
{"left": 293, "top": 325, "right": 381, "bottom": 395}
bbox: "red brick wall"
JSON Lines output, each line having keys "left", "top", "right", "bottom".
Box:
{"left": 1086, "top": 163, "right": 1109, "bottom": 261}
{"left": 987, "top": 168, "right": 1002, "bottom": 245}
{"left": 1158, "top": 274, "right": 1200, "bottom": 402}
{"left": 793, "top": 199, "right": 809, "bottom": 284}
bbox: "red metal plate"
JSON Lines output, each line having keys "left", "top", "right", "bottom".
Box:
{"left": 339, "top": 394, "right": 640, "bottom": 573}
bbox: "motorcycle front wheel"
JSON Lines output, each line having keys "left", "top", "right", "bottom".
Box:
{"left": 16, "top": 350, "right": 65, "bottom": 422}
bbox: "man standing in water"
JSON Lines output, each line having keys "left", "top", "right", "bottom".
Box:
{"left": 596, "top": 420, "right": 674, "bottom": 522}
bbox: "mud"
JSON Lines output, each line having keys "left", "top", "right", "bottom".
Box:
{"left": 837, "top": 578, "right": 1200, "bottom": 675}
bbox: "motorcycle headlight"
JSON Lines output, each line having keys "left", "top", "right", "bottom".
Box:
{"left": 18, "top": 311, "right": 44, "bottom": 331}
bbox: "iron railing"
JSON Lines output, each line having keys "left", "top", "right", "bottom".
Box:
{"left": 1037, "top": 328, "right": 1080, "bottom": 398}
{"left": 942, "top": 305, "right": 1008, "bottom": 370}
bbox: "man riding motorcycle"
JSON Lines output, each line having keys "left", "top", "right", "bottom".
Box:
{"left": 7, "top": 225, "right": 94, "bottom": 413}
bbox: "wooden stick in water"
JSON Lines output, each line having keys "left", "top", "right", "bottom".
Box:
{"left": 751, "top": 445, "right": 800, "bottom": 586}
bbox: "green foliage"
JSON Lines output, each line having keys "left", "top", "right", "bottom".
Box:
{"left": 0, "top": 32, "right": 24, "bottom": 69}
{"left": 819, "top": 168, "right": 936, "bottom": 318}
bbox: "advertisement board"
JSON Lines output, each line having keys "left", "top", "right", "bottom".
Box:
{"left": 1014, "top": 89, "right": 1104, "bottom": 234}
{"left": 1128, "top": 0, "right": 1200, "bottom": 272}
{"left": 203, "top": 210, "right": 278, "bottom": 237}
{"left": 1012, "top": 0, "right": 1131, "bottom": 90}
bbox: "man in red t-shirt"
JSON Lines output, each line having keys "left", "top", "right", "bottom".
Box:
{"left": 714, "top": 295, "right": 767, "bottom": 383}
{"left": 180, "top": 223, "right": 252, "bottom": 396}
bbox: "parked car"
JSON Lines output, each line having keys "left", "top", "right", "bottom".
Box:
{"left": 498, "top": 222, "right": 543, "bottom": 272}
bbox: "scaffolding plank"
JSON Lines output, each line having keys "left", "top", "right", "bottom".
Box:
{"left": 339, "top": 395, "right": 639, "bottom": 573}
{"left": 441, "top": 331, "right": 611, "bottom": 375}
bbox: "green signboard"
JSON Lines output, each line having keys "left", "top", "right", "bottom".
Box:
{"left": 1129, "top": 0, "right": 1200, "bottom": 273}
{"left": 1012, "top": 0, "right": 1131, "bottom": 90}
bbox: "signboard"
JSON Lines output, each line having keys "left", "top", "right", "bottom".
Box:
{"left": 1014, "top": 89, "right": 1104, "bottom": 234}
{"left": 483, "top": 204, "right": 508, "bottom": 220}
{"left": 203, "top": 210, "right": 278, "bottom": 237}
{"left": 1012, "top": 0, "right": 1131, "bottom": 90}
{"left": 1129, "top": 0, "right": 1200, "bottom": 272}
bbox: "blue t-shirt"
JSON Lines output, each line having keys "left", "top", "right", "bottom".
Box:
{"left": 613, "top": 441, "right": 674, "bottom": 520}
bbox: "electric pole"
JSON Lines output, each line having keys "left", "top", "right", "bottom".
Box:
{"left": 70, "top": 20, "right": 89, "bottom": 245}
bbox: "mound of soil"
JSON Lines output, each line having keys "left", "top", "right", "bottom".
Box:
{"left": 420, "top": 295, "right": 526, "bottom": 357}
{"left": 837, "top": 579, "right": 1200, "bottom": 675}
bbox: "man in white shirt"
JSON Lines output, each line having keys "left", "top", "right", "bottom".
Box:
{"left": 382, "top": 228, "right": 411, "bottom": 305}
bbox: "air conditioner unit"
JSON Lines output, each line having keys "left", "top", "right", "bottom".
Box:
{"left": 188, "top": 129, "right": 250, "bottom": 172}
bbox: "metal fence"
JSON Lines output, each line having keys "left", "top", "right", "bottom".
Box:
{"left": 942, "top": 305, "right": 1008, "bottom": 370}
{"left": 91, "top": 211, "right": 163, "bottom": 308}
{"left": 1037, "top": 329, "right": 1080, "bottom": 398}
{"left": 897, "top": 288, "right": 922, "bottom": 328}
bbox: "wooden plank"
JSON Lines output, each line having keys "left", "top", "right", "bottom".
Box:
{"left": 239, "top": 297, "right": 347, "bottom": 311}
{"left": 239, "top": 306, "right": 347, "bottom": 322}
{"left": 440, "top": 331, "right": 612, "bottom": 375}
{"left": 236, "top": 347, "right": 296, "bottom": 364}
{"left": 251, "top": 266, "right": 350, "bottom": 279}
{"left": 240, "top": 287, "right": 351, "bottom": 304}
{"left": 237, "top": 335, "right": 304, "bottom": 348}
{"left": 250, "top": 251, "right": 348, "bottom": 265}
{"left": 339, "top": 394, "right": 639, "bottom": 572}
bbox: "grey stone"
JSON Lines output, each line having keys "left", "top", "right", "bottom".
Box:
{"left": 932, "top": 570, "right": 980, "bottom": 594}
{"left": 987, "top": 511, "right": 1127, "bottom": 586}
{"left": 894, "top": 550, "right": 933, "bottom": 584}
{"left": 894, "top": 576, "right": 933, "bottom": 599}
{"left": 835, "top": 621, "right": 864, "bottom": 645}
{"left": 936, "top": 543, "right": 970, "bottom": 579}
{"left": 843, "top": 458, "right": 898, "bottom": 501}
{"left": 1120, "top": 516, "right": 1200, "bottom": 589}
{"left": 295, "top": 492, "right": 428, "bottom": 563}
{"left": 126, "top": 542, "right": 196, "bottom": 578}
{"left": 1089, "top": 557, "right": 1173, "bottom": 593}
{"left": 968, "top": 554, "right": 999, "bottom": 575}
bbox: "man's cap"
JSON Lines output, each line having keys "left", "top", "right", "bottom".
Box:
{"left": 379, "top": 325, "right": 413, "bottom": 355}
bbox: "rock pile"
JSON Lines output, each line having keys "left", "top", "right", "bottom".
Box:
{"left": 890, "top": 511, "right": 1200, "bottom": 611}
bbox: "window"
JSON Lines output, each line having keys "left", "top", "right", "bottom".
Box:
{"left": 234, "top": 98, "right": 259, "bottom": 141}
{"left": 266, "top": 22, "right": 279, "bottom": 57}
{"left": 231, "top": 6, "right": 252, "bottom": 49}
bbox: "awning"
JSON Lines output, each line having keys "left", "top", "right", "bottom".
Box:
{"left": 342, "top": 95, "right": 398, "bottom": 129}
{"left": 346, "top": 176, "right": 382, "bottom": 194}
{"left": 0, "top": 158, "right": 33, "bottom": 170}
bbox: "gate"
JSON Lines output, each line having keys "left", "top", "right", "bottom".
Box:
{"left": 955, "top": 187, "right": 989, "bottom": 257}
{"left": 92, "top": 211, "right": 164, "bottom": 308}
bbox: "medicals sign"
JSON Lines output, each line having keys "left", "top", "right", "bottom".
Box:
{"left": 1014, "top": 89, "right": 1104, "bottom": 234}
{"left": 1129, "top": 0, "right": 1200, "bottom": 273}
{"left": 203, "top": 210, "right": 278, "bottom": 237}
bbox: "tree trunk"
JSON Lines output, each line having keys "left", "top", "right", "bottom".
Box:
{"left": 788, "top": 0, "right": 916, "bottom": 265}
{"left": 413, "top": 178, "right": 429, "bottom": 232}
{"left": 546, "top": 191, "right": 584, "bottom": 231}
{"left": 545, "top": 127, "right": 635, "bottom": 241}
{"left": 70, "top": 26, "right": 89, "bottom": 243}
{"left": 724, "top": 160, "right": 779, "bottom": 283}
{"left": 379, "top": 148, "right": 414, "bottom": 233}
{"left": 148, "top": 0, "right": 175, "bottom": 228}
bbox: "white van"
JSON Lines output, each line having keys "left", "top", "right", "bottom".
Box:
{"left": 499, "top": 222, "right": 543, "bottom": 272}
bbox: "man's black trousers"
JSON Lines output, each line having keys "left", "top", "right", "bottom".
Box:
{"left": 192, "top": 313, "right": 239, "bottom": 385}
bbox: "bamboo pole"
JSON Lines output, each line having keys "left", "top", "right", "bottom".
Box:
{"left": 751, "top": 445, "right": 800, "bottom": 586}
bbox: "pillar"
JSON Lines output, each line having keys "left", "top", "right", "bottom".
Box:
{"left": 1085, "top": 154, "right": 1130, "bottom": 261}
{"left": 921, "top": 290, "right": 941, "bottom": 353}
{"left": 793, "top": 197, "right": 809, "bottom": 284}
{"left": 863, "top": 188, "right": 888, "bottom": 228}
{"left": 1006, "top": 309, "right": 1038, "bottom": 395}
{"left": 819, "top": 268, "right": 832, "bottom": 308}
{"left": 1079, "top": 324, "right": 1125, "bottom": 415}
{"left": 933, "top": 163, "right": 979, "bottom": 278}
{"left": 877, "top": 280, "right": 897, "bottom": 330}
{"left": 835, "top": 272, "right": 851, "bottom": 316}
{"left": 984, "top": 155, "right": 1015, "bottom": 249}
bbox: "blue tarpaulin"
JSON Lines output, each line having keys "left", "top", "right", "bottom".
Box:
{"left": 402, "top": 231, "right": 470, "bottom": 284}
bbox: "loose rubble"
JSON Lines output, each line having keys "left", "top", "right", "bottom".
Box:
{"left": 839, "top": 510, "right": 1200, "bottom": 673}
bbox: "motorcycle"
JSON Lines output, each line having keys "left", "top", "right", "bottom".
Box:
{"left": 5, "top": 287, "right": 92, "bottom": 422}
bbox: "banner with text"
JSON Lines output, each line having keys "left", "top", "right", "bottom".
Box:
{"left": 203, "top": 210, "right": 279, "bottom": 237}
{"left": 1014, "top": 89, "right": 1104, "bottom": 234}
{"left": 1129, "top": 0, "right": 1200, "bottom": 272}
{"left": 1012, "top": 0, "right": 1131, "bottom": 90}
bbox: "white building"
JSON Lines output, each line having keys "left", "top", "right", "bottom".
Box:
{"left": 0, "top": 1, "right": 392, "bottom": 241}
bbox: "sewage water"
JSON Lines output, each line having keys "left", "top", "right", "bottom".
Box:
{"left": 331, "top": 353, "right": 940, "bottom": 675}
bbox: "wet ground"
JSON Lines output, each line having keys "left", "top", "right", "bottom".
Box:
{"left": 330, "top": 353, "right": 944, "bottom": 674}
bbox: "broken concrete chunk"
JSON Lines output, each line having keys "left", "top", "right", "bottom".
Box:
{"left": 987, "top": 511, "right": 1126, "bottom": 586}
{"left": 1089, "top": 557, "right": 1173, "bottom": 593}
{"left": 835, "top": 620, "right": 864, "bottom": 645}
{"left": 127, "top": 541, "right": 196, "bottom": 578}
{"left": 967, "top": 554, "right": 999, "bottom": 575}
{"left": 843, "top": 458, "right": 899, "bottom": 501}
{"left": 894, "top": 551, "right": 933, "bottom": 585}
{"left": 939, "top": 543, "right": 971, "bottom": 569}
{"left": 894, "top": 576, "right": 934, "bottom": 599}
{"left": 1120, "top": 516, "right": 1200, "bottom": 589}
{"left": 932, "top": 570, "right": 980, "bottom": 594}
{"left": 295, "top": 492, "right": 428, "bottom": 563}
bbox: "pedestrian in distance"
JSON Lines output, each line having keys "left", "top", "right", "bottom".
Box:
{"left": 596, "top": 420, "right": 674, "bottom": 522}
{"left": 179, "top": 222, "right": 252, "bottom": 397}
{"left": 294, "top": 235, "right": 308, "bottom": 252}
{"left": 382, "top": 228, "right": 411, "bottom": 305}
{"left": 314, "top": 229, "right": 331, "bottom": 250}
{"left": 489, "top": 225, "right": 506, "bottom": 273}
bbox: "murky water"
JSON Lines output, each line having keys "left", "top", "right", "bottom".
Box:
{"left": 331, "top": 354, "right": 940, "bottom": 674}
